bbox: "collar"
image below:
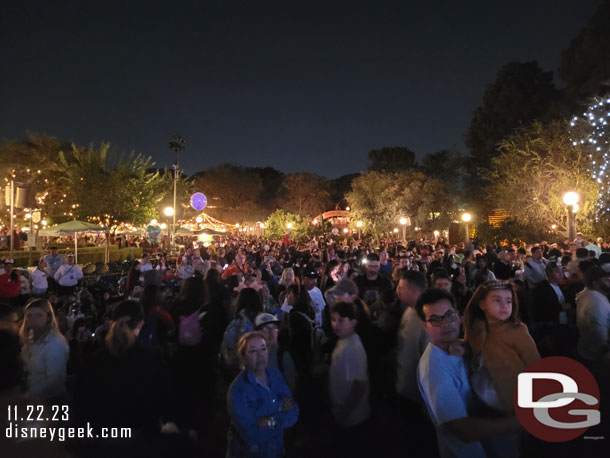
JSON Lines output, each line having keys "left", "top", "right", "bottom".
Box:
{"left": 245, "top": 368, "right": 271, "bottom": 391}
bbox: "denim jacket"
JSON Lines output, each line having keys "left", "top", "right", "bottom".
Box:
{"left": 227, "top": 368, "right": 299, "bottom": 457}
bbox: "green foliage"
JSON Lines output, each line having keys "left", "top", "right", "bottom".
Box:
{"left": 487, "top": 121, "right": 599, "bottom": 236}
{"left": 475, "top": 219, "right": 552, "bottom": 246}
{"left": 367, "top": 146, "right": 417, "bottom": 172}
{"left": 264, "top": 209, "right": 310, "bottom": 241}
{"left": 277, "top": 172, "right": 333, "bottom": 218}
{"left": 420, "top": 149, "right": 465, "bottom": 197}
{"left": 346, "top": 171, "right": 456, "bottom": 238}
{"left": 56, "top": 143, "right": 168, "bottom": 226}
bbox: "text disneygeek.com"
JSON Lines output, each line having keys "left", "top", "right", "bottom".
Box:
{"left": 5, "top": 423, "right": 132, "bottom": 442}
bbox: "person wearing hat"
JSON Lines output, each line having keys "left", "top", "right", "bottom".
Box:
{"left": 0, "top": 259, "right": 20, "bottom": 301}
{"left": 576, "top": 266, "right": 610, "bottom": 372}
{"left": 53, "top": 253, "right": 83, "bottom": 296}
{"left": 255, "top": 313, "right": 296, "bottom": 391}
{"left": 302, "top": 266, "right": 326, "bottom": 327}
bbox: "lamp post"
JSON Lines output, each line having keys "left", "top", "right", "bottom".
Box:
{"left": 461, "top": 212, "right": 472, "bottom": 243}
{"left": 399, "top": 217, "right": 407, "bottom": 243}
{"left": 164, "top": 206, "right": 175, "bottom": 251}
{"left": 356, "top": 220, "right": 363, "bottom": 239}
{"left": 563, "top": 192, "right": 579, "bottom": 241}
{"left": 169, "top": 135, "right": 185, "bottom": 253}
{"left": 393, "top": 227, "right": 399, "bottom": 241}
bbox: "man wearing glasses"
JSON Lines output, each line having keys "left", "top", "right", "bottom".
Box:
{"left": 416, "top": 289, "right": 520, "bottom": 458}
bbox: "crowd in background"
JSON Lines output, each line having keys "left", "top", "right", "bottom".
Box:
{"left": 1, "top": 232, "right": 609, "bottom": 457}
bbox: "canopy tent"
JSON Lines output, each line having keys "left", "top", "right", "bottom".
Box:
{"left": 175, "top": 227, "right": 226, "bottom": 236}
{"left": 196, "top": 228, "right": 226, "bottom": 236}
{"left": 39, "top": 220, "right": 109, "bottom": 263}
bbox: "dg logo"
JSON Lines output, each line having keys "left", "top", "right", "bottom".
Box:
{"left": 514, "top": 356, "right": 600, "bottom": 442}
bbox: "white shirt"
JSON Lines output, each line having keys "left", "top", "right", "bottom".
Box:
{"left": 32, "top": 268, "right": 49, "bottom": 290}
{"left": 140, "top": 262, "right": 153, "bottom": 272}
{"left": 54, "top": 263, "right": 84, "bottom": 287}
{"left": 396, "top": 306, "right": 429, "bottom": 402}
{"left": 576, "top": 287, "right": 610, "bottom": 361}
{"left": 24, "top": 331, "right": 69, "bottom": 400}
{"left": 418, "top": 343, "right": 486, "bottom": 458}
{"left": 330, "top": 333, "right": 370, "bottom": 427}
{"left": 307, "top": 286, "right": 326, "bottom": 327}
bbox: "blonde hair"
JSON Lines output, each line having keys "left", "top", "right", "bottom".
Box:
{"left": 20, "top": 298, "right": 61, "bottom": 350}
{"left": 279, "top": 268, "right": 295, "bottom": 287}
{"left": 236, "top": 331, "right": 266, "bottom": 368}
{"left": 105, "top": 318, "right": 136, "bottom": 357}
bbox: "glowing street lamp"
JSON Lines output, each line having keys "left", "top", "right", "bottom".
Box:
{"left": 461, "top": 212, "right": 472, "bottom": 242}
{"left": 343, "top": 228, "right": 349, "bottom": 234}
{"left": 399, "top": 217, "right": 408, "bottom": 242}
{"left": 562, "top": 192, "right": 579, "bottom": 241}
{"left": 164, "top": 207, "right": 174, "bottom": 217}
{"left": 286, "top": 222, "right": 293, "bottom": 229}
{"left": 195, "top": 216, "right": 203, "bottom": 223}
{"left": 356, "top": 220, "right": 363, "bottom": 239}
{"left": 433, "top": 230, "right": 440, "bottom": 238}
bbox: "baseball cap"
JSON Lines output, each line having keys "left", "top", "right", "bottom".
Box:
{"left": 325, "top": 279, "right": 358, "bottom": 305}
{"left": 302, "top": 267, "right": 318, "bottom": 278}
{"left": 255, "top": 313, "right": 280, "bottom": 329}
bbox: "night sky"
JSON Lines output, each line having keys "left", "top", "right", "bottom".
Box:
{"left": 0, "top": 0, "right": 601, "bottom": 178}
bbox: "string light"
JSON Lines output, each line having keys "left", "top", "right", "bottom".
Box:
{"left": 569, "top": 95, "right": 610, "bottom": 221}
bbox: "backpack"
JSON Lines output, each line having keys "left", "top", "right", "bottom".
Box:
{"left": 178, "top": 306, "right": 207, "bottom": 346}
{"left": 294, "top": 311, "right": 328, "bottom": 352}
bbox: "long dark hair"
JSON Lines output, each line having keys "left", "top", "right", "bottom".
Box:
{"left": 235, "top": 288, "right": 264, "bottom": 323}
{"left": 140, "top": 285, "right": 161, "bottom": 315}
{"left": 178, "top": 275, "right": 209, "bottom": 305}
{"left": 288, "top": 284, "right": 314, "bottom": 319}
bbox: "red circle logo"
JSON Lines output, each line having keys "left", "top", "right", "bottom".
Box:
{"left": 514, "top": 356, "right": 600, "bottom": 442}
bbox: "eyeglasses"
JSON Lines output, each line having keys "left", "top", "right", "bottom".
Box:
{"left": 425, "top": 309, "right": 458, "bottom": 327}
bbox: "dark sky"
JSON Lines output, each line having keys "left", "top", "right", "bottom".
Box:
{"left": 0, "top": 0, "right": 601, "bottom": 178}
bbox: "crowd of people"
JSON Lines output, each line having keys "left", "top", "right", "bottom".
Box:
{"left": 1, "top": 233, "right": 609, "bottom": 457}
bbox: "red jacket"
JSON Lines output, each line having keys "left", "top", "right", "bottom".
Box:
{"left": 0, "top": 273, "right": 20, "bottom": 298}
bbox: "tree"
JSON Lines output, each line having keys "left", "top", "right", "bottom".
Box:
{"left": 367, "top": 146, "right": 417, "bottom": 172}
{"left": 193, "top": 164, "right": 265, "bottom": 223}
{"left": 277, "top": 172, "right": 333, "bottom": 218}
{"left": 346, "top": 171, "right": 456, "bottom": 238}
{"left": 420, "top": 149, "right": 465, "bottom": 196}
{"left": 558, "top": 0, "right": 610, "bottom": 108}
{"left": 569, "top": 94, "right": 610, "bottom": 229}
{"left": 0, "top": 133, "right": 71, "bottom": 214}
{"left": 264, "top": 209, "right": 310, "bottom": 241}
{"left": 465, "top": 62, "right": 559, "bottom": 190}
{"left": 55, "top": 143, "right": 167, "bottom": 227}
{"left": 486, "top": 121, "right": 598, "bottom": 235}
{"left": 253, "top": 166, "right": 285, "bottom": 210}
{"left": 329, "top": 173, "right": 360, "bottom": 207}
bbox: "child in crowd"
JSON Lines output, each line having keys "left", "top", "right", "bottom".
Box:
{"left": 464, "top": 280, "right": 540, "bottom": 412}
{"left": 464, "top": 280, "right": 540, "bottom": 458}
